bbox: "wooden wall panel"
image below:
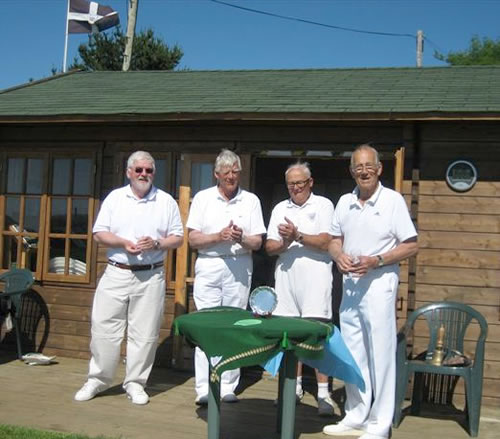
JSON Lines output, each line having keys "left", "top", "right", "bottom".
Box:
{"left": 419, "top": 195, "right": 500, "bottom": 214}
{"left": 418, "top": 212, "right": 500, "bottom": 233}
{"left": 415, "top": 285, "right": 499, "bottom": 306}
{"left": 417, "top": 266, "right": 500, "bottom": 288}
{"left": 415, "top": 131, "right": 500, "bottom": 405}
{"left": 418, "top": 231, "right": 500, "bottom": 251}
{"left": 417, "top": 248, "right": 500, "bottom": 269}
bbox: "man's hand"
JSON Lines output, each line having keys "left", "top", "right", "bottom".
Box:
{"left": 230, "top": 224, "right": 244, "bottom": 243}
{"left": 219, "top": 220, "right": 235, "bottom": 242}
{"left": 337, "top": 254, "right": 378, "bottom": 277}
{"left": 134, "top": 236, "right": 156, "bottom": 252}
{"left": 278, "top": 216, "right": 298, "bottom": 243}
{"left": 124, "top": 240, "right": 142, "bottom": 255}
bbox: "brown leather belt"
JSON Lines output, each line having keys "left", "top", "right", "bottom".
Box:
{"left": 108, "top": 260, "right": 163, "bottom": 271}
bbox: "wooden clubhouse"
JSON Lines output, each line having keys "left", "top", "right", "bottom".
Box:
{"left": 0, "top": 66, "right": 499, "bottom": 405}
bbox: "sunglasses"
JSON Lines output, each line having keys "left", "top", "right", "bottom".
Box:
{"left": 134, "top": 167, "right": 154, "bottom": 174}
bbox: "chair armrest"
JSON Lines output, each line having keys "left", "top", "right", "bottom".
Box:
{"left": 396, "top": 325, "right": 410, "bottom": 365}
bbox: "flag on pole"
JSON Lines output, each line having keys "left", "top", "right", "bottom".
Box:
{"left": 67, "top": 0, "right": 120, "bottom": 34}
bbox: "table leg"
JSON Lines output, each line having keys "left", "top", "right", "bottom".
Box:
{"left": 280, "top": 351, "right": 298, "bottom": 439}
{"left": 276, "top": 363, "right": 284, "bottom": 432}
{"left": 208, "top": 371, "right": 221, "bottom": 439}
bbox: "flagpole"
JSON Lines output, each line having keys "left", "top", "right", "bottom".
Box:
{"left": 63, "top": 0, "right": 71, "bottom": 72}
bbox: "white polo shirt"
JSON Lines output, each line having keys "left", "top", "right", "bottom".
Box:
{"left": 186, "top": 186, "right": 266, "bottom": 257}
{"left": 267, "top": 193, "right": 334, "bottom": 264}
{"left": 93, "top": 185, "right": 183, "bottom": 265}
{"left": 332, "top": 183, "right": 417, "bottom": 269}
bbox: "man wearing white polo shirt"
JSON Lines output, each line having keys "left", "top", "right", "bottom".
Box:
{"left": 266, "top": 161, "right": 335, "bottom": 416}
{"left": 323, "top": 145, "right": 418, "bottom": 439}
{"left": 74, "top": 151, "right": 183, "bottom": 405}
{"left": 187, "top": 149, "right": 266, "bottom": 405}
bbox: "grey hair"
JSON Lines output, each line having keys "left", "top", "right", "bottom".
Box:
{"left": 350, "top": 144, "right": 380, "bottom": 168}
{"left": 285, "top": 161, "right": 311, "bottom": 180}
{"left": 127, "top": 151, "right": 156, "bottom": 171}
{"left": 214, "top": 149, "right": 242, "bottom": 173}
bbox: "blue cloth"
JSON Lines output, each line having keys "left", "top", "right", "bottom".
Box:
{"left": 262, "top": 326, "right": 365, "bottom": 392}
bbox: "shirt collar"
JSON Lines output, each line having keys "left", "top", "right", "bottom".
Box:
{"left": 286, "top": 192, "right": 316, "bottom": 208}
{"left": 350, "top": 182, "right": 383, "bottom": 208}
{"left": 125, "top": 184, "right": 157, "bottom": 202}
{"left": 215, "top": 185, "right": 242, "bottom": 203}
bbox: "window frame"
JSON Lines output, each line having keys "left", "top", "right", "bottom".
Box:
{"left": 0, "top": 147, "right": 99, "bottom": 284}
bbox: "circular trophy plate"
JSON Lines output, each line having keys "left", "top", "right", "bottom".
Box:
{"left": 249, "top": 286, "right": 278, "bottom": 316}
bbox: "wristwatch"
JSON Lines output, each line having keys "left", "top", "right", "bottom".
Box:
{"left": 154, "top": 240, "right": 160, "bottom": 250}
{"left": 376, "top": 254, "right": 384, "bottom": 267}
{"left": 296, "top": 233, "right": 304, "bottom": 243}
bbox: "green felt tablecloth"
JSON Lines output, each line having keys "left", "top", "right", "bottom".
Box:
{"left": 174, "top": 306, "right": 331, "bottom": 381}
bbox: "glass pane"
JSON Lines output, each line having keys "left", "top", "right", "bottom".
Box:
{"left": 154, "top": 159, "right": 167, "bottom": 192}
{"left": 7, "top": 158, "right": 24, "bottom": 193}
{"left": 191, "top": 163, "right": 214, "bottom": 196}
{"left": 51, "top": 198, "right": 67, "bottom": 233}
{"left": 70, "top": 239, "right": 87, "bottom": 276}
{"left": 175, "top": 158, "right": 182, "bottom": 199}
{"left": 52, "top": 158, "right": 71, "bottom": 195}
{"left": 71, "top": 199, "right": 89, "bottom": 234}
{"left": 2, "top": 236, "right": 18, "bottom": 269}
{"left": 24, "top": 197, "right": 41, "bottom": 233}
{"left": 23, "top": 239, "right": 38, "bottom": 272}
{"left": 26, "top": 158, "right": 43, "bottom": 194}
{"left": 73, "top": 158, "right": 92, "bottom": 195}
{"left": 5, "top": 196, "right": 20, "bottom": 231}
{"left": 123, "top": 158, "right": 128, "bottom": 186}
{"left": 48, "top": 238, "right": 66, "bottom": 273}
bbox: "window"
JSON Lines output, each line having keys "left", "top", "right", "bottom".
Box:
{"left": 1, "top": 153, "right": 96, "bottom": 283}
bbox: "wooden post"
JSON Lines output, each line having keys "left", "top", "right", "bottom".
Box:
{"left": 122, "top": 0, "right": 139, "bottom": 72}
{"left": 394, "top": 147, "right": 405, "bottom": 193}
{"left": 172, "top": 184, "right": 191, "bottom": 369}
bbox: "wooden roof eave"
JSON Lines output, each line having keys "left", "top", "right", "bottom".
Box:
{"left": 1, "top": 111, "right": 500, "bottom": 124}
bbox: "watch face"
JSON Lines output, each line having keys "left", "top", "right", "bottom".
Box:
{"left": 249, "top": 286, "right": 278, "bottom": 316}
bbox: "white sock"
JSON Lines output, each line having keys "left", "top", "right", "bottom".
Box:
{"left": 296, "top": 376, "right": 303, "bottom": 395}
{"left": 317, "top": 382, "right": 329, "bottom": 399}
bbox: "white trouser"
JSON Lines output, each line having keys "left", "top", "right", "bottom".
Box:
{"left": 339, "top": 269, "right": 399, "bottom": 438}
{"left": 193, "top": 254, "right": 252, "bottom": 397}
{"left": 87, "top": 264, "right": 165, "bottom": 390}
{"left": 273, "top": 256, "right": 332, "bottom": 319}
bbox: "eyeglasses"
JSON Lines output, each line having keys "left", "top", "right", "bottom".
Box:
{"left": 133, "top": 167, "right": 154, "bottom": 174}
{"left": 351, "top": 163, "right": 379, "bottom": 175}
{"left": 287, "top": 178, "right": 310, "bottom": 189}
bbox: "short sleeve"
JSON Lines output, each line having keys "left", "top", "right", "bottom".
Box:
{"left": 166, "top": 197, "right": 184, "bottom": 237}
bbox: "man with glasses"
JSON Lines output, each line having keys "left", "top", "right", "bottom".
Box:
{"left": 187, "top": 149, "right": 266, "bottom": 405}
{"left": 75, "top": 151, "right": 183, "bottom": 405}
{"left": 323, "top": 145, "right": 418, "bottom": 439}
{"left": 266, "top": 161, "right": 335, "bottom": 416}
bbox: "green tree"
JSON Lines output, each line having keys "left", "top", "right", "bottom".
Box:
{"left": 434, "top": 35, "right": 500, "bottom": 65}
{"left": 68, "top": 27, "right": 183, "bottom": 71}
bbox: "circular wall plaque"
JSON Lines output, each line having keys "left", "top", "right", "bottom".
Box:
{"left": 445, "top": 160, "right": 477, "bottom": 192}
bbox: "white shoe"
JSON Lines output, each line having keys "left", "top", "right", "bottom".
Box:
{"left": 195, "top": 394, "right": 208, "bottom": 406}
{"left": 317, "top": 395, "right": 335, "bottom": 417}
{"left": 74, "top": 381, "right": 108, "bottom": 402}
{"left": 296, "top": 387, "right": 304, "bottom": 401}
{"left": 323, "top": 422, "right": 364, "bottom": 436}
{"left": 125, "top": 383, "right": 149, "bottom": 405}
{"left": 221, "top": 392, "right": 239, "bottom": 403}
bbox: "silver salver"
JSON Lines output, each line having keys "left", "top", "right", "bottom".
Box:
{"left": 249, "top": 286, "right": 278, "bottom": 316}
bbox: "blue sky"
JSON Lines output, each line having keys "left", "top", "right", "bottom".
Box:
{"left": 1, "top": 0, "right": 499, "bottom": 90}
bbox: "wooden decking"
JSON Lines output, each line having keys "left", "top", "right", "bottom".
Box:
{"left": 0, "top": 352, "right": 499, "bottom": 439}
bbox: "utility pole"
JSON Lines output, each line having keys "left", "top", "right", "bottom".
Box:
{"left": 123, "top": 0, "right": 139, "bottom": 71}
{"left": 416, "top": 30, "right": 424, "bottom": 67}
